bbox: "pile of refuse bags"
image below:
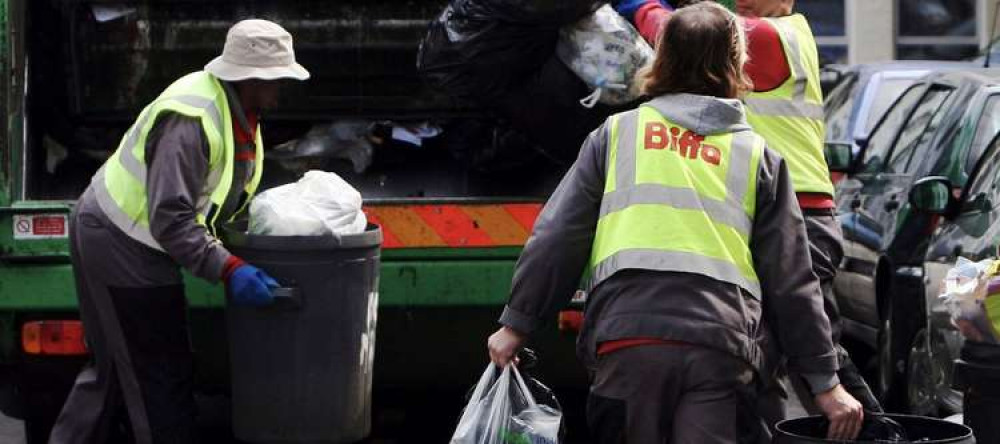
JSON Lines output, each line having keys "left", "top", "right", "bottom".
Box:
{"left": 269, "top": 120, "right": 443, "bottom": 175}
{"left": 249, "top": 170, "right": 367, "bottom": 238}
{"left": 418, "top": 0, "right": 652, "bottom": 164}
{"left": 938, "top": 257, "right": 1000, "bottom": 344}
{"left": 417, "top": 0, "right": 600, "bottom": 103}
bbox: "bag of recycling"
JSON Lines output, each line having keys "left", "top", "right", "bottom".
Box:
{"left": 556, "top": 4, "right": 654, "bottom": 108}
{"left": 451, "top": 364, "right": 562, "bottom": 444}
{"left": 248, "top": 170, "right": 366, "bottom": 237}
{"left": 938, "top": 257, "right": 1000, "bottom": 344}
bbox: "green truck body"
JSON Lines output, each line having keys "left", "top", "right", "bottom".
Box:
{"left": 0, "top": 1, "right": 587, "bottom": 440}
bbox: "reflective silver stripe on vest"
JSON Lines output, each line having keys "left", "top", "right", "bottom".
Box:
{"left": 600, "top": 184, "right": 752, "bottom": 236}
{"left": 118, "top": 95, "right": 224, "bottom": 184}
{"left": 588, "top": 249, "right": 762, "bottom": 299}
{"left": 745, "top": 18, "right": 821, "bottom": 121}
{"left": 727, "top": 130, "right": 755, "bottom": 211}
{"left": 774, "top": 18, "right": 808, "bottom": 101}
{"left": 743, "top": 97, "right": 824, "bottom": 120}
{"left": 606, "top": 111, "right": 756, "bottom": 235}
{"left": 614, "top": 111, "right": 639, "bottom": 192}
{"left": 91, "top": 167, "right": 165, "bottom": 252}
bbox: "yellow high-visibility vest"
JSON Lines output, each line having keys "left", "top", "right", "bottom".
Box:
{"left": 588, "top": 105, "right": 766, "bottom": 298}
{"left": 745, "top": 14, "right": 834, "bottom": 196}
{"left": 92, "top": 71, "right": 264, "bottom": 251}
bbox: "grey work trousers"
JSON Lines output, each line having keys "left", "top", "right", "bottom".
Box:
{"left": 586, "top": 344, "right": 758, "bottom": 444}
{"left": 48, "top": 189, "right": 196, "bottom": 444}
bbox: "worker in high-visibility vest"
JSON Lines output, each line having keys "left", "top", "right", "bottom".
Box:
{"left": 50, "top": 20, "right": 309, "bottom": 444}
{"left": 616, "top": 0, "right": 882, "bottom": 423}
{"left": 486, "top": 3, "right": 862, "bottom": 442}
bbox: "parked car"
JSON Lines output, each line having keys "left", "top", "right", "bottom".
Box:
{"left": 828, "top": 69, "right": 1000, "bottom": 414}
{"left": 824, "top": 62, "right": 969, "bottom": 178}
{"left": 915, "top": 131, "right": 1000, "bottom": 424}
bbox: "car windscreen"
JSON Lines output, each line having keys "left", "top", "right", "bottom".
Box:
{"left": 863, "top": 77, "right": 921, "bottom": 134}
{"left": 965, "top": 95, "right": 1000, "bottom": 174}
{"left": 824, "top": 72, "right": 859, "bottom": 142}
{"left": 858, "top": 84, "right": 925, "bottom": 174}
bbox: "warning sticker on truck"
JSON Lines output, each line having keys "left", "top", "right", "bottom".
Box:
{"left": 13, "top": 214, "right": 69, "bottom": 240}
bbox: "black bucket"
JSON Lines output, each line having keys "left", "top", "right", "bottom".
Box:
{"left": 953, "top": 341, "right": 1000, "bottom": 444}
{"left": 222, "top": 221, "right": 382, "bottom": 444}
{"left": 774, "top": 414, "right": 974, "bottom": 443}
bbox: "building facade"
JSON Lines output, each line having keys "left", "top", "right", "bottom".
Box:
{"left": 799, "top": 0, "right": 992, "bottom": 65}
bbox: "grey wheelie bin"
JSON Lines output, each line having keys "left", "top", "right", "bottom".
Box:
{"left": 774, "top": 414, "right": 974, "bottom": 443}
{"left": 222, "top": 221, "right": 382, "bottom": 444}
{"left": 953, "top": 340, "right": 1000, "bottom": 444}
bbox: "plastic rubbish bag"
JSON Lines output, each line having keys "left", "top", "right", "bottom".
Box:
{"left": 270, "top": 121, "right": 375, "bottom": 174}
{"left": 249, "top": 170, "right": 367, "bottom": 237}
{"left": 417, "top": 0, "right": 601, "bottom": 102}
{"left": 556, "top": 4, "right": 654, "bottom": 107}
{"left": 938, "top": 257, "right": 1000, "bottom": 344}
{"left": 451, "top": 364, "right": 562, "bottom": 444}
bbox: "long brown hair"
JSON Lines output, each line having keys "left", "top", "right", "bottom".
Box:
{"left": 638, "top": 2, "right": 752, "bottom": 99}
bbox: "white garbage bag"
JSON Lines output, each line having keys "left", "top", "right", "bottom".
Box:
{"left": 451, "top": 364, "right": 561, "bottom": 444}
{"left": 556, "top": 4, "right": 654, "bottom": 108}
{"left": 249, "top": 170, "right": 367, "bottom": 237}
{"left": 938, "top": 257, "right": 1000, "bottom": 344}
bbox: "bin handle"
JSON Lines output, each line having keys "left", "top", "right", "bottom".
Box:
{"left": 270, "top": 286, "right": 302, "bottom": 310}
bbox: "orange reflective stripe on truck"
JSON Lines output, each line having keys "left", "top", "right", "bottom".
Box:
{"left": 362, "top": 204, "right": 542, "bottom": 248}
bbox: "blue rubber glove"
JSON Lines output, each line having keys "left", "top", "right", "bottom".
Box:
{"left": 227, "top": 264, "right": 279, "bottom": 306}
{"left": 613, "top": 0, "right": 671, "bottom": 23}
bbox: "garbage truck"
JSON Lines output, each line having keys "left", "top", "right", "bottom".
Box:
{"left": 0, "top": 1, "right": 592, "bottom": 441}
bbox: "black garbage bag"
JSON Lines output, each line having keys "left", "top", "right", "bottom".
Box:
{"left": 793, "top": 414, "right": 908, "bottom": 441}
{"left": 494, "top": 55, "right": 631, "bottom": 164}
{"left": 417, "top": 0, "right": 601, "bottom": 103}
{"left": 856, "top": 415, "right": 908, "bottom": 441}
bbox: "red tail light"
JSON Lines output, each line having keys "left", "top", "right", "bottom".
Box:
{"left": 558, "top": 310, "right": 584, "bottom": 334}
{"left": 22, "top": 321, "right": 88, "bottom": 356}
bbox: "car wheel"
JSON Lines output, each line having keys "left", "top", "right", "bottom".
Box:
{"left": 875, "top": 315, "right": 899, "bottom": 406}
{"left": 875, "top": 288, "right": 922, "bottom": 411}
{"left": 906, "top": 329, "right": 940, "bottom": 416}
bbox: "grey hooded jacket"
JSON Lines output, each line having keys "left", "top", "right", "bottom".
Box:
{"left": 499, "top": 94, "right": 840, "bottom": 392}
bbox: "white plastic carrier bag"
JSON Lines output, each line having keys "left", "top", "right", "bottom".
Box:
{"left": 451, "top": 364, "right": 562, "bottom": 444}
{"left": 249, "top": 170, "right": 367, "bottom": 237}
{"left": 556, "top": 4, "right": 654, "bottom": 108}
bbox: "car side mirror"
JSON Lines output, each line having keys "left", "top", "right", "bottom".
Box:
{"left": 854, "top": 136, "right": 869, "bottom": 151}
{"left": 825, "top": 141, "right": 854, "bottom": 173}
{"left": 909, "top": 176, "right": 953, "bottom": 214}
{"left": 820, "top": 67, "right": 844, "bottom": 95}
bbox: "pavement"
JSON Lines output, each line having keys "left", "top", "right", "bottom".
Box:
{"left": 0, "top": 387, "right": 809, "bottom": 444}
{"left": 0, "top": 413, "right": 24, "bottom": 444}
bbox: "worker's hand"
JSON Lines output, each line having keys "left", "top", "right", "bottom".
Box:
{"left": 488, "top": 326, "right": 526, "bottom": 367}
{"left": 227, "top": 264, "right": 280, "bottom": 306}
{"left": 814, "top": 384, "right": 864, "bottom": 441}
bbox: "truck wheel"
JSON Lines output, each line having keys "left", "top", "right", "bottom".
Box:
{"left": 21, "top": 389, "right": 66, "bottom": 444}
{"left": 24, "top": 418, "right": 55, "bottom": 444}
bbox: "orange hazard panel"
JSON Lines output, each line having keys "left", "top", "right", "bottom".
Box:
{"left": 362, "top": 203, "right": 542, "bottom": 249}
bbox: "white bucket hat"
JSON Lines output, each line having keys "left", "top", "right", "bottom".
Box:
{"left": 205, "top": 19, "right": 310, "bottom": 82}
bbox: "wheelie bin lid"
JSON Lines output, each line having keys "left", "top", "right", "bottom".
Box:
{"left": 775, "top": 414, "right": 973, "bottom": 443}
{"left": 221, "top": 220, "right": 383, "bottom": 251}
